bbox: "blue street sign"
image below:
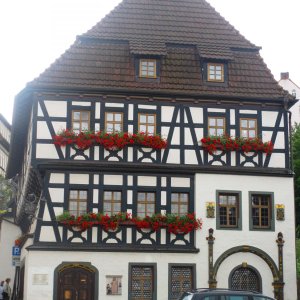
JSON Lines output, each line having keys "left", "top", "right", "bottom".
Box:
{"left": 12, "top": 246, "right": 21, "bottom": 256}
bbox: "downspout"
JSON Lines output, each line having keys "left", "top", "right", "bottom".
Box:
{"left": 284, "top": 97, "right": 293, "bottom": 171}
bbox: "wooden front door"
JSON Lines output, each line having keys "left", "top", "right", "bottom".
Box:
{"left": 58, "top": 266, "right": 95, "bottom": 300}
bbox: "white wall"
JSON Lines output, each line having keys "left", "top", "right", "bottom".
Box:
{"left": 196, "top": 174, "right": 297, "bottom": 300}
{"left": 0, "top": 220, "right": 21, "bottom": 286}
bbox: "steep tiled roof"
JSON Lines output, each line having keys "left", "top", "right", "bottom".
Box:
{"left": 28, "top": 0, "right": 287, "bottom": 100}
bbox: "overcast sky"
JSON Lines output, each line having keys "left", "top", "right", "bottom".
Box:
{"left": 1, "top": 0, "right": 299, "bottom": 123}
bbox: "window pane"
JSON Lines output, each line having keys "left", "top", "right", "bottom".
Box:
{"left": 249, "top": 130, "right": 256, "bottom": 138}
{"left": 209, "top": 118, "right": 216, "bottom": 126}
{"left": 140, "top": 115, "right": 147, "bottom": 123}
{"left": 249, "top": 120, "right": 256, "bottom": 128}
{"left": 147, "top": 193, "right": 155, "bottom": 201}
{"left": 216, "top": 74, "right": 222, "bottom": 80}
{"left": 106, "top": 113, "right": 113, "bottom": 121}
{"left": 114, "top": 124, "right": 122, "bottom": 132}
{"left": 115, "top": 113, "right": 122, "bottom": 122}
{"left": 140, "top": 125, "right": 147, "bottom": 133}
{"left": 241, "top": 130, "right": 248, "bottom": 137}
{"left": 114, "top": 203, "right": 121, "bottom": 212}
{"left": 138, "top": 193, "right": 145, "bottom": 201}
{"left": 147, "top": 126, "right": 154, "bottom": 134}
{"left": 106, "top": 124, "right": 114, "bottom": 132}
{"left": 81, "top": 112, "right": 89, "bottom": 120}
{"left": 73, "top": 112, "right": 80, "bottom": 120}
{"left": 148, "top": 116, "right": 155, "bottom": 123}
{"left": 73, "top": 123, "right": 80, "bottom": 130}
{"left": 241, "top": 119, "right": 247, "bottom": 128}
{"left": 217, "top": 129, "right": 224, "bottom": 136}
{"left": 104, "top": 203, "right": 111, "bottom": 212}
{"left": 217, "top": 118, "right": 224, "bottom": 126}
{"left": 79, "top": 191, "right": 87, "bottom": 199}
{"left": 81, "top": 122, "right": 89, "bottom": 131}
{"left": 209, "top": 128, "right": 215, "bottom": 136}
{"left": 114, "top": 192, "right": 121, "bottom": 200}
{"left": 104, "top": 191, "right": 112, "bottom": 200}
{"left": 171, "top": 205, "right": 178, "bottom": 214}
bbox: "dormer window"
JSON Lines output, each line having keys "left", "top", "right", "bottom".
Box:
{"left": 139, "top": 59, "right": 157, "bottom": 78}
{"left": 207, "top": 63, "right": 224, "bottom": 82}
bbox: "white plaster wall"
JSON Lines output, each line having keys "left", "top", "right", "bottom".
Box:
{"left": 36, "top": 144, "right": 61, "bottom": 159}
{"left": 161, "top": 106, "right": 174, "bottom": 122}
{"left": 44, "top": 100, "right": 67, "bottom": 117}
{"left": 24, "top": 251, "right": 201, "bottom": 300}
{"left": 0, "top": 220, "right": 22, "bottom": 287}
{"left": 196, "top": 173, "right": 297, "bottom": 300}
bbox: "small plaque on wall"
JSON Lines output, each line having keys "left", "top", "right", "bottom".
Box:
{"left": 32, "top": 274, "right": 49, "bottom": 285}
{"left": 106, "top": 276, "right": 122, "bottom": 295}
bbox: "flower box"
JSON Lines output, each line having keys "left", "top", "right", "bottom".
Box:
{"left": 200, "top": 135, "right": 273, "bottom": 155}
{"left": 53, "top": 129, "right": 168, "bottom": 151}
{"left": 56, "top": 212, "right": 202, "bottom": 235}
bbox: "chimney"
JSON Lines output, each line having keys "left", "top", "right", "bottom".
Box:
{"left": 280, "top": 72, "right": 289, "bottom": 80}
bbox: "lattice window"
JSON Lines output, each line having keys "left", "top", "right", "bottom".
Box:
{"left": 138, "top": 113, "right": 156, "bottom": 134}
{"left": 105, "top": 112, "right": 123, "bottom": 133}
{"left": 170, "top": 266, "right": 193, "bottom": 300}
{"left": 230, "top": 266, "right": 261, "bottom": 292}
{"left": 218, "top": 193, "right": 239, "bottom": 228}
{"left": 69, "top": 190, "right": 88, "bottom": 217}
{"left": 139, "top": 59, "right": 157, "bottom": 78}
{"left": 103, "top": 191, "right": 121, "bottom": 215}
{"left": 72, "top": 110, "right": 90, "bottom": 133}
{"left": 171, "top": 193, "right": 189, "bottom": 216}
{"left": 208, "top": 117, "right": 225, "bottom": 136}
{"left": 131, "top": 266, "right": 154, "bottom": 300}
{"left": 240, "top": 118, "right": 257, "bottom": 138}
{"left": 251, "top": 194, "right": 271, "bottom": 229}
{"left": 137, "top": 192, "right": 155, "bottom": 218}
{"left": 207, "top": 63, "right": 224, "bottom": 82}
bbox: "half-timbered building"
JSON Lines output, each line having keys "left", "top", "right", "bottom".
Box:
{"left": 6, "top": 0, "right": 298, "bottom": 299}
{"left": 0, "top": 114, "right": 11, "bottom": 176}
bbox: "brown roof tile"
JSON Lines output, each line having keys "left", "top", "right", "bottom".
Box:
{"left": 28, "top": 0, "right": 288, "bottom": 100}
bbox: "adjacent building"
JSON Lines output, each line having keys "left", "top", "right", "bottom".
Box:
{"left": 6, "top": 0, "right": 297, "bottom": 299}
{"left": 0, "top": 114, "right": 11, "bottom": 176}
{"left": 278, "top": 72, "right": 300, "bottom": 125}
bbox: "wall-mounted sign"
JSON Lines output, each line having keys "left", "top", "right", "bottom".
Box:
{"left": 32, "top": 274, "right": 49, "bottom": 285}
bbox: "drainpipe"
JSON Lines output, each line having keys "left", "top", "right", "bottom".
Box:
{"left": 283, "top": 97, "right": 293, "bottom": 172}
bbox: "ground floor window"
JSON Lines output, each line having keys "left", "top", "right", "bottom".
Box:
{"left": 169, "top": 264, "right": 195, "bottom": 300}
{"left": 129, "top": 264, "right": 156, "bottom": 300}
{"left": 229, "top": 265, "right": 261, "bottom": 293}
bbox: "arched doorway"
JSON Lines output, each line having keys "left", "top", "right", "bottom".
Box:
{"left": 229, "top": 265, "right": 262, "bottom": 293}
{"left": 55, "top": 263, "right": 97, "bottom": 300}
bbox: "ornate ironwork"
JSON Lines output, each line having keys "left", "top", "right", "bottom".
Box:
{"left": 170, "top": 266, "right": 193, "bottom": 300}
{"left": 131, "top": 266, "right": 153, "bottom": 299}
{"left": 230, "top": 266, "right": 260, "bottom": 292}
